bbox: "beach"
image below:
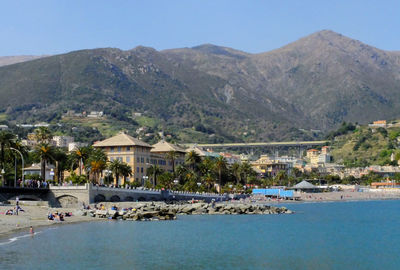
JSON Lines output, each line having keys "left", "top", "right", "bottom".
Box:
{"left": 0, "top": 204, "right": 95, "bottom": 239}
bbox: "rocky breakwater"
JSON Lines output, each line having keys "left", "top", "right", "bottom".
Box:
{"left": 82, "top": 202, "right": 293, "bottom": 221}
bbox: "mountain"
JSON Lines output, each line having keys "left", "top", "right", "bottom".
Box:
{"left": 0, "top": 30, "right": 399, "bottom": 143}
{"left": 0, "top": 55, "right": 49, "bottom": 67}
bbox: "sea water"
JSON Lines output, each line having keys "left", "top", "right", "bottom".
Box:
{"left": 1, "top": 200, "right": 399, "bottom": 270}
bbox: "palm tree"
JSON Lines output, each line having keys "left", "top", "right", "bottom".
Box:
{"left": 203, "top": 172, "right": 215, "bottom": 191}
{"left": 165, "top": 151, "right": 179, "bottom": 175}
{"left": 0, "top": 131, "right": 17, "bottom": 177}
{"left": 231, "top": 162, "right": 242, "bottom": 185}
{"left": 214, "top": 156, "right": 227, "bottom": 192}
{"left": 185, "top": 150, "right": 201, "bottom": 171}
{"left": 85, "top": 148, "right": 107, "bottom": 184}
{"left": 120, "top": 163, "right": 132, "bottom": 185}
{"left": 147, "top": 164, "right": 163, "bottom": 187}
{"left": 34, "top": 127, "right": 52, "bottom": 143}
{"left": 53, "top": 148, "right": 69, "bottom": 184}
{"left": 198, "top": 157, "right": 214, "bottom": 176}
{"left": 240, "top": 162, "right": 253, "bottom": 185}
{"left": 34, "top": 143, "right": 56, "bottom": 181}
{"left": 108, "top": 159, "right": 125, "bottom": 186}
{"left": 175, "top": 164, "right": 188, "bottom": 185}
{"left": 69, "top": 146, "right": 91, "bottom": 176}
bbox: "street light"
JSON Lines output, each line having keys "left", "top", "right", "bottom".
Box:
{"left": 1, "top": 168, "right": 4, "bottom": 187}
{"left": 10, "top": 148, "right": 24, "bottom": 188}
{"left": 142, "top": 175, "right": 149, "bottom": 186}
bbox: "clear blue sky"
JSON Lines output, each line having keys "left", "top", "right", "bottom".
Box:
{"left": 0, "top": 0, "right": 399, "bottom": 56}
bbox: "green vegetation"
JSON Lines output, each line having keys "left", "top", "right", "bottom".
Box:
{"left": 329, "top": 124, "right": 400, "bottom": 167}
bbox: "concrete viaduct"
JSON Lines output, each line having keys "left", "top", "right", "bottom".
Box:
{"left": 0, "top": 184, "right": 227, "bottom": 207}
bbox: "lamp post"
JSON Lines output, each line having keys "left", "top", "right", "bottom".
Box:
{"left": 142, "top": 175, "right": 148, "bottom": 186}
{"left": 1, "top": 168, "right": 4, "bottom": 187}
{"left": 10, "top": 148, "right": 24, "bottom": 188}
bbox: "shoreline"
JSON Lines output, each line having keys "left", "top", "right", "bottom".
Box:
{"left": 0, "top": 205, "right": 97, "bottom": 241}
{"left": 1, "top": 196, "right": 400, "bottom": 240}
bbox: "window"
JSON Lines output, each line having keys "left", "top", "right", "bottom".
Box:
{"left": 137, "top": 167, "right": 139, "bottom": 173}
{"left": 146, "top": 158, "right": 149, "bottom": 163}
{"left": 117, "top": 147, "right": 121, "bottom": 152}
{"left": 110, "top": 157, "right": 114, "bottom": 161}
{"left": 141, "top": 167, "right": 143, "bottom": 173}
{"left": 126, "top": 157, "right": 130, "bottom": 162}
{"left": 127, "top": 146, "right": 130, "bottom": 151}
{"left": 110, "top": 147, "right": 114, "bottom": 152}
{"left": 118, "top": 157, "right": 122, "bottom": 161}
{"left": 137, "top": 157, "right": 140, "bottom": 163}
{"left": 141, "top": 157, "right": 144, "bottom": 163}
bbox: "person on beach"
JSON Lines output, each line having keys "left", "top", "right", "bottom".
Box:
{"left": 16, "top": 196, "right": 19, "bottom": 206}
{"left": 30, "top": 226, "right": 34, "bottom": 234}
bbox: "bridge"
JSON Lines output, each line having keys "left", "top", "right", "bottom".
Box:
{"left": 0, "top": 184, "right": 227, "bottom": 207}
{"left": 184, "top": 140, "right": 328, "bottom": 148}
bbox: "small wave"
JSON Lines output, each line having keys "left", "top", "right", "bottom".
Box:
{"left": 0, "top": 231, "right": 41, "bottom": 246}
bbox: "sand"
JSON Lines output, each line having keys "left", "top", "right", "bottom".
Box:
{"left": 0, "top": 204, "right": 95, "bottom": 239}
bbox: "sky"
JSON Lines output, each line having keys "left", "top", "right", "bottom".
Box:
{"left": 0, "top": 0, "right": 399, "bottom": 56}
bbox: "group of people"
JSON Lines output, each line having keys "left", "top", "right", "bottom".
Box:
{"left": 17, "top": 179, "right": 48, "bottom": 188}
{"left": 47, "top": 211, "right": 71, "bottom": 221}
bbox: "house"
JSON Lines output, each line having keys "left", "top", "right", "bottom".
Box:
{"left": 52, "top": 136, "right": 74, "bottom": 148}
{"left": 368, "top": 120, "right": 387, "bottom": 128}
{"left": 87, "top": 111, "right": 104, "bottom": 118}
{"left": 93, "top": 132, "right": 153, "bottom": 185}
{"left": 150, "top": 140, "right": 186, "bottom": 173}
{"left": 251, "top": 155, "right": 288, "bottom": 177}
{"left": 23, "top": 163, "right": 55, "bottom": 181}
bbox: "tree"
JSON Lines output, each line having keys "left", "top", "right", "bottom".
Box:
{"left": 34, "top": 143, "right": 56, "bottom": 181}
{"left": 165, "top": 151, "right": 179, "bottom": 175}
{"left": 202, "top": 172, "right": 215, "bottom": 191}
{"left": 34, "top": 127, "right": 52, "bottom": 144}
{"left": 158, "top": 172, "right": 174, "bottom": 189}
{"left": 214, "top": 156, "right": 227, "bottom": 192}
{"left": 120, "top": 163, "right": 132, "bottom": 185}
{"left": 53, "top": 148, "right": 69, "bottom": 184}
{"left": 185, "top": 150, "right": 201, "bottom": 171}
{"left": 147, "top": 164, "right": 163, "bottom": 187}
{"left": 108, "top": 159, "right": 125, "bottom": 186}
{"left": 275, "top": 170, "right": 287, "bottom": 186}
{"left": 69, "top": 146, "right": 91, "bottom": 176}
{"left": 85, "top": 148, "right": 107, "bottom": 184}
{"left": 0, "top": 131, "right": 17, "bottom": 177}
{"left": 240, "top": 162, "right": 254, "bottom": 185}
{"left": 231, "top": 162, "right": 242, "bottom": 185}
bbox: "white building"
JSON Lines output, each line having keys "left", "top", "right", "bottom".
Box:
{"left": 52, "top": 136, "right": 74, "bottom": 148}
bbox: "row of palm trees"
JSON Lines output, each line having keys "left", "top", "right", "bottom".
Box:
{"left": 0, "top": 128, "right": 257, "bottom": 192}
{"left": 146, "top": 150, "right": 257, "bottom": 193}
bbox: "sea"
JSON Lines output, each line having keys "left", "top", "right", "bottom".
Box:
{"left": 1, "top": 200, "right": 399, "bottom": 270}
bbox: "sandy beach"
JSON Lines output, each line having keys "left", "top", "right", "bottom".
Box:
{"left": 0, "top": 204, "right": 95, "bottom": 239}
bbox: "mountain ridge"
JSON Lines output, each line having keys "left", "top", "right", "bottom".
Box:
{"left": 0, "top": 30, "right": 399, "bottom": 143}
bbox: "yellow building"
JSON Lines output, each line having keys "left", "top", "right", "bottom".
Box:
{"left": 93, "top": 132, "right": 152, "bottom": 185}
{"left": 251, "top": 155, "right": 288, "bottom": 177}
{"left": 306, "top": 149, "right": 320, "bottom": 164}
{"left": 150, "top": 140, "right": 186, "bottom": 173}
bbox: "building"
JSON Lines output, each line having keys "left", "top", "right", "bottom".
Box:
{"left": 307, "top": 147, "right": 332, "bottom": 165}
{"left": 251, "top": 155, "right": 288, "bottom": 177}
{"left": 23, "top": 163, "right": 55, "bottom": 181}
{"left": 150, "top": 140, "right": 186, "bottom": 173}
{"left": 87, "top": 111, "right": 104, "bottom": 118}
{"left": 368, "top": 120, "right": 387, "bottom": 128}
{"left": 219, "top": 152, "right": 242, "bottom": 165}
{"left": 93, "top": 132, "right": 153, "bottom": 185}
{"left": 52, "top": 136, "right": 74, "bottom": 148}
